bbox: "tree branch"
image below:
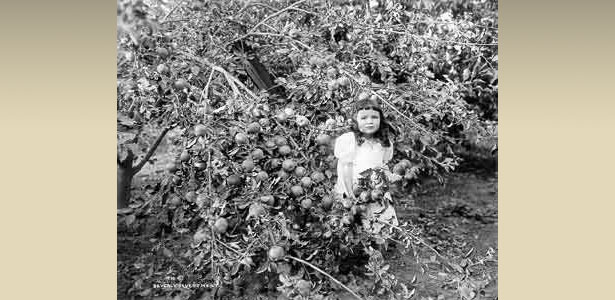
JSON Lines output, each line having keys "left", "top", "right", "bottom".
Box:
{"left": 373, "top": 29, "right": 497, "bottom": 46}
{"left": 226, "top": 0, "right": 310, "bottom": 46}
{"left": 288, "top": 256, "right": 363, "bottom": 300}
{"left": 162, "top": 0, "right": 184, "bottom": 22}
{"left": 133, "top": 126, "right": 173, "bottom": 173}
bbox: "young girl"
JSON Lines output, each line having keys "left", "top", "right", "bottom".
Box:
{"left": 334, "top": 98, "right": 401, "bottom": 234}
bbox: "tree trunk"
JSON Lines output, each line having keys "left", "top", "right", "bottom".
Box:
{"left": 117, "top": 166, "right": 134, "bottom": 209}
{"left": 117, "top": 126, "right": 172, "bottom": 209}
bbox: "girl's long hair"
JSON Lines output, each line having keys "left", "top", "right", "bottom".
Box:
{"left": 350, "top": 99, "right": 397, "bottom": 147}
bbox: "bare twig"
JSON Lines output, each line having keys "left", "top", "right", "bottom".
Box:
{"left": 180, "top": 51, "right": 259, "bottom": 101}
{"left": 133, "top": 126, "right": 173, "bottom": 173}
{"left": 249, "top": 0, "right": 308, "bottom": 33}
{"left": 201, "top": 68, "right": 215, "bottom": 102}
{"left": 377, "top": 220, "right": 444, "bottom": 259}
{"left": 211, "top": 228, "right": 217, "bottom": 280}
{"left": 162, "top": 0, "right": 183, "bottom": 22}
{"left": 205, "top": 148, "right": 212, "bottom": 194}
{"left": 287, "top": 256, "right": 363, "bottom": 300}
{"left": 249, "top": 32, "right": 312, "bottom": 50}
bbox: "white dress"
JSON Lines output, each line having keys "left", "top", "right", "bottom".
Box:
{"left": 334, "top": 132, "right": 393, "bottom": 196}
{"left": 333, "top": 132, "right": 398, "bottom": 235}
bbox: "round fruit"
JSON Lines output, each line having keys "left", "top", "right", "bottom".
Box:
{"left": 301, "top": 198, "right": 313, "bottom": 209}
{"left": 185, "top": 191, "right": 197, "bottom": 202}
{"left": 227, "top": 175, "right": 241, "bottom": 186}
{"left": 268, "top": 245, "right": 285, "bottom": 261}
{"left": 156, "top": 63, "right": 169, "bottom": 74}
{"left": 315, "top": 134, "right": 331, "bottom": 146}
{"left": 294, "top": 166, "right": 307, "bottom": 177}
{"left": 325, "top": 118, "right": 336, "bottom": 128}
{"left": 308, "top": 56, "right": 320, "bottom": 66}
{"left": 194, "top": 160, "right": 206, "bottom": 170}
{"left": 321, "top": 196, "right": 333, "bottom": 209}
{"left": 194, "top": 124, "right": 207, "bottom": 136}
{"left": 284, "top": 107, "right": 295, "bottom": 117}
{"left": 124, "top": 52, "right": 134, "bottom": 61}
{"left": 168, "top": 195, "right": 181, "bottom": 206}
{"left": 171, "top": 175, "right": 182, "bottom": 185}
{"left": 328, "top": 80, "right": 340, "bottom": 90}
{"left": 370, "top": 94, "right": 378, "bottom": 102}
{"left": 179, "top": 150, "right": 190, "bottom": 162}
{"left": 278, "top": 145, "right": 292, "bottom": 156}
{"left": 265, "top": 139, "right": 277, "bottom": 149}
{"left": 213, "top": 218, "right": 229, "bottom": 234}
{"left": 269, "top": 158, "right": 281, "bottom": 170}
{"left": 235, "top": 133, "right": 248, "bottom": 144}
{"left": 259, "top": 118, "right": 271, "bottom": 127}
{"left": 290, "top": 185, "right": 304, "bottom": 197}
{"left": 295, "top": 280, "right": 311, "bottom": 296}
{"left": 399, "top": 159, "right": 412, "bottom": 169}
{"left": 275, "top": 136, "right": 288, "bottom": 146}
{"left": 358, "top": 91, "right": 370, "bottom": 101}
{"left": 300, "top": 176, "right": 312, "bottom": 188}
{"left": 193, "top": 229, "right": 207, "bottom": 243}
{"left": 242, "top": 159, "right": 255, "bottom": 172}
{"left": 190, "top": 66, "right": 200, "bottom": 75}
{"left": 241, "top": 256, "right": 254, "bottom": 266}
{"left": 260, "top": 195, "right": 275, "bottom": 206}
{"left": 276, "top": 111, "right": 288, "bottom": 123}
{"left": 156, "top": 47, "right": 169, "bottom": 58}
{"left": 251, "top": 107, "right": 263, "bottom": 118}
{"left": 278, "top": 170, "right": 290, "bottom": 180}
{"left": 250, "top": 204, "right": 266, "bottom": 218}
{"left": 296, "top": 115, "right": 309, "bottom": 127}
{"left": 251, "top": 148, "right": 265, "bottom": 160}
{"left": 393, "top": 162, "right": 406, "bottom": 175}
{"left": 256, "top": 171, "right": 269, "bottom": 181}
{"left": 246, "top": 122, "right": 261, "bottom": 134}
{"left": 166, "top": 162, "right": 178, "bottom": 173}
{"left": 310, "top": 171, "right": 325, "bottom": 182}
{"left": 174, "top": 78, "right": 189, "bottom": 90}
{"left": 282, "top": 159, "right": 296, "bottom": 171}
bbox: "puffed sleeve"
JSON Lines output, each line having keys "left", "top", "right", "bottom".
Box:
{"left": 334, "top": 132, "right": 356, "bottom": 163}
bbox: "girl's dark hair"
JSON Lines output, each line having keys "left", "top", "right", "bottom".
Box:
{"left": 350, "top": 99, "right": 397, "bottom": 147}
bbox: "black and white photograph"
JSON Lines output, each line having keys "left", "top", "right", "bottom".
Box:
{"left": 117, "top": 0, "right": 498, "bottom": 299}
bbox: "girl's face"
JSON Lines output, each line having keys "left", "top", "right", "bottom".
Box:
{"left": 356, "top": 109, "right": 381, "bottom": 135}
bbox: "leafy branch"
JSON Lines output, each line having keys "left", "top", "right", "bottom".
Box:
{"left": 288, "top": 255, "right": 364, "bottom": 300}
{"left": 226, "top": 0, "right": 314, "bottom": 46}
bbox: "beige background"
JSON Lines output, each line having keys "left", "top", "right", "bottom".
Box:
{"left": 1, "top": 1, "right": 614, "bottom": 299}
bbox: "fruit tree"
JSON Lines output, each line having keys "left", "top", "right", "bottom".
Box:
{"left": 117, "top": 0, "right": 497, "bottom": 299}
